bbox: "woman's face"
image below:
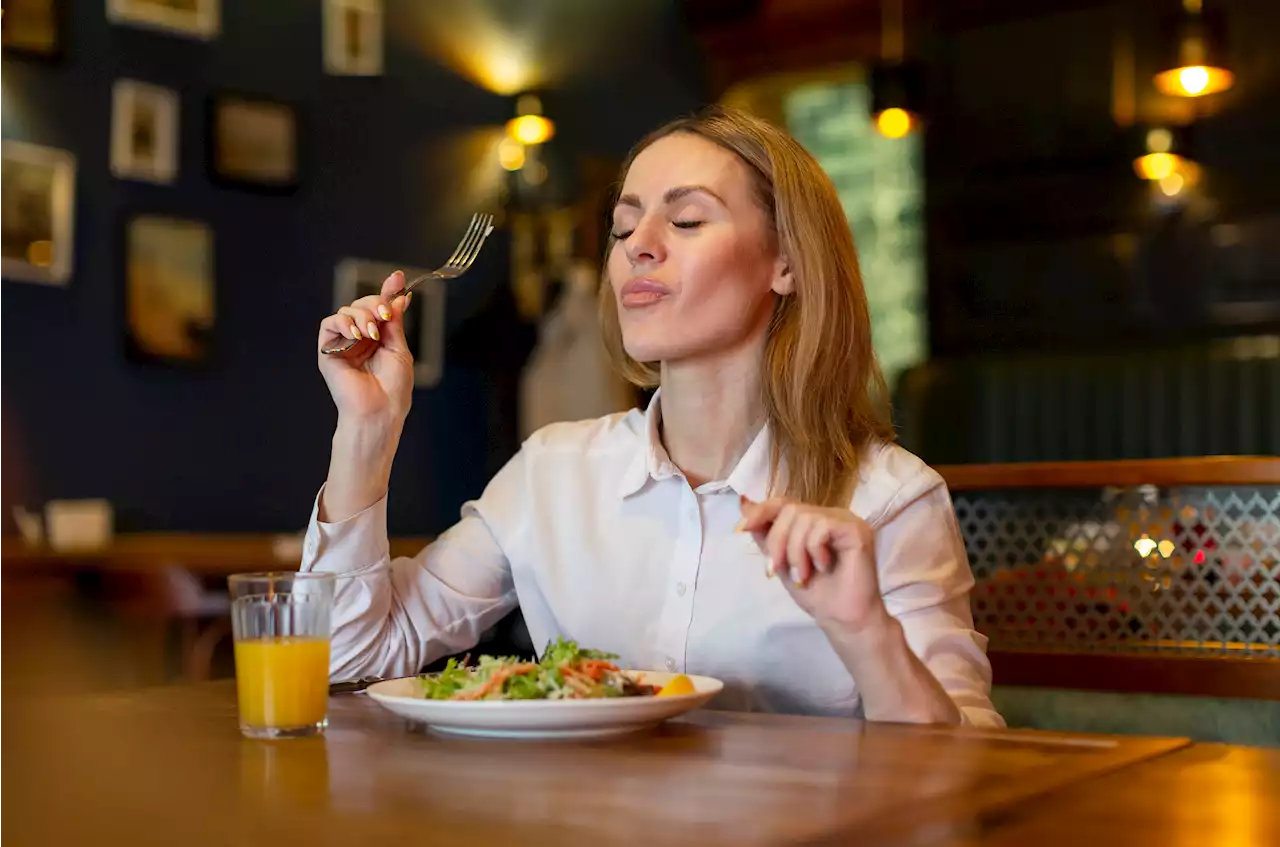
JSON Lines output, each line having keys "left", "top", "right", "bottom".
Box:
{"left": 607, "top": 133, "right": 791, "bottom": 366}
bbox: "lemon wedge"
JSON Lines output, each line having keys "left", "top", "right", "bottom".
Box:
{"left": 656, "top": 674, "right": 695, "bottom": 697}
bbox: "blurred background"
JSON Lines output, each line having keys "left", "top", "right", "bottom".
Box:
{"left": 2, "top": 1, "right": 1277, "bottom": 741}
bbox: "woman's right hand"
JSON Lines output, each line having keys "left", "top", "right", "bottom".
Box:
{"left": 317, "top": 270, "right": 414, "bottom": 428}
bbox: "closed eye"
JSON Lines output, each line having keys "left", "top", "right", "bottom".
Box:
{"left": 612, "top": 221, "right": 705, "bottom": 240}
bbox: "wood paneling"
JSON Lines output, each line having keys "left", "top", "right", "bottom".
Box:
{"left": 990, "top": 650, "right": 1280, "bottom": 700}
{"left": 936, "top": 456, "right": 1280, "bottom": 490}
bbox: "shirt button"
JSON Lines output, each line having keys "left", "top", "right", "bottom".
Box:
{"left": 665, "top": 656, "right": 677, "bottom": 671}
{"left": 676, "top": 581, "right": 687, "bottom": 597}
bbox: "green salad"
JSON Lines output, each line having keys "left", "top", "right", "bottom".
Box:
{"left": 417, "top": 638, "right": 660, "bottom": 701}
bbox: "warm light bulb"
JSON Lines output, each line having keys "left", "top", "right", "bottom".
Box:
{"left": 498, "top": 137, "right": 526, "bottom": 171}
{"left": 1153, "top": 64, "right": 1234, "bottom": 97}
{"left": 1134, "top": 152, "right": 1179, "bottom": 180}
{"left": 875, "top": 107, "right": 914, "bottom": 139}
{"left": 506, "top": 114, "right": 554, "bottom": 146}
{"left": 1145, "top": 128, "right": 1173, "bottom": 153}
{"left": 1179, "top": 66, "right": 1210, "bottom": 95}
{"left": 1159, "top": 172, "right": 1185, "bottom": 196}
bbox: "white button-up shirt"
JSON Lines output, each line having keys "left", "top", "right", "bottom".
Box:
{"left": 302, "top": 392, "right": 1003, "bottom": 727}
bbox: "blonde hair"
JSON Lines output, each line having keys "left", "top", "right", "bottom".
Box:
{"left": 598, "top": 105, "right": 895, "bottom": 507}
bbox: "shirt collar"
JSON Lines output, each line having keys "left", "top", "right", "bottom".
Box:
{"left": 616, "top": 387, "right": 774, "bottom": 502}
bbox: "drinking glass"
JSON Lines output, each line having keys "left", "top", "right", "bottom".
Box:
{"left": 228, "top": 571, "right": 335, "bottom": 739}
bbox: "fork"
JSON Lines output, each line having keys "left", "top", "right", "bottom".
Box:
{"left": 320, "top": 212, "right": 496, "bottom": 355}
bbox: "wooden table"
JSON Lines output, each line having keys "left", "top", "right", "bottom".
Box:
{"left": 930, "top": 743, "right": 1280, "bottom": 846}
{"left": 10, "top": 682, "right": 1262, "bottom": 846}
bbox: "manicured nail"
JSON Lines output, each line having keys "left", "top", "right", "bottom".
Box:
{"left": 734, "top": 518, "right": 746, "bottom": 532}
{"left": 405, "top": 292, "right": 413, "bottom": 306}
{"left": 351, "top": 324, "right": 361, "bottom": 340}
{"left": 378, "top": 304, "right": 392, "bottom": 321}
{"left": 790, "top": 567, "right": 804, "bottom": 586}
{"left": 367, "top": 322, "right": 380, "bottom": 341}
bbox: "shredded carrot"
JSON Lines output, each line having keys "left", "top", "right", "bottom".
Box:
{"left": 452, "top": 662, "right": 537, "bottom": 701}
{"left": 576, "top": 659, "right": 619, "bottom": 681}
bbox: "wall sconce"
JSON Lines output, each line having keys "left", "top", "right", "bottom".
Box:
{"left": 1153, "top": 0, "right": 1233, "bottom": 98}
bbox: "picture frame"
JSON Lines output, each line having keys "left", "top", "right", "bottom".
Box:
{"left": 123, "top": 214, "right": 215, "bottom": 365}
{"left": 111, "top": 79, "right": 179, "bottom": 184}
{"left": 2, "top": 0, "right": 64, "bottom": 59}
{"left": 334, "top": 259, "right": 445, "bottom": 388}
{"left": 106, "top": 0, "right": 219, "bottom": 40}
{"left": 323, "top": 0, "right": 383, "bottom": 76}
{"left": 207, "top": 93, "right": 300, "bottom": 192}
{"left": 1, "top": 140, "right": 76, "bottom": 286}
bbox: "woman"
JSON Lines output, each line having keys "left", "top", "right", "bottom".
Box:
{"left": 306, "top": 105, "right": 1002, "bottom": 726}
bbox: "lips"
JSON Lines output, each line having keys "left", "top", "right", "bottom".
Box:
{"left": 620, "top": 278, "right": 671, "bottom": 308}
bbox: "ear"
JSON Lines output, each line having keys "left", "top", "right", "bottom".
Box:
{"left": 770, "top": 253, "right": 795, "bottom": 296}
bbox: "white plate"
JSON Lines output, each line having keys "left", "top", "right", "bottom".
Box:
{"left": 365, "top": 671, "right": 724, "bottom": 740}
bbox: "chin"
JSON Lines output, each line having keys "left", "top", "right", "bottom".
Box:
{"left": 621, "top": 332, "right": 684, "bottom": 365}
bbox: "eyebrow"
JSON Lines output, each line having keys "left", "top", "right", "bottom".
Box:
{"left": 615, "top": 184, "right": 725, "bottom": 209}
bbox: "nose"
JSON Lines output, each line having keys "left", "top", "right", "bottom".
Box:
{"left": 623, "top": 215, "right": 666, "bottom": 267}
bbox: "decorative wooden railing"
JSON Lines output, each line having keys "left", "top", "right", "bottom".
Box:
{"left": 936, "top": 457, "right": 1280, "bottom": 700}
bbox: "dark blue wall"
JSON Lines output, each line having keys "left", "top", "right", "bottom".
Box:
{"left": 1, "top": 0, "right": 706, "bottom": 534}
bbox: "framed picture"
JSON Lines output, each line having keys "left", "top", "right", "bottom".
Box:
{"left": 106, "top": 0, "right": 219, "bottom": 40}
{"left": 323, "top": 0, "right": 383, "bottom": 76}
{"left": 124, "top": 215, "right": 215, "bottom": 364}
{"left": 1, "top": 140, "right": 76, "bottom": 286}
{"left": 2, "top": 0, "right": 63, "bottom": 58}
{"left": 334, "top": 259, "right": 445, "bottom": 388}
{"left": 111, "top": 79, "right": 179, "bottom": 184}
{"left": 208, "top": 94, "right": 299, "bottom": 192}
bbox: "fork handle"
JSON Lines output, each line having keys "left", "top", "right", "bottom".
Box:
{"left": 319, "top": 273, "right": 438, "bottom": 356}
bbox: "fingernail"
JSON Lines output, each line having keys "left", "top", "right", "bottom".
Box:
{"left": 367, "top": 322, "right": 380, "bottom": 341}
{"left": 790, "top": 567, "right": 804, "bottom": 586}
{"left": 351, "top": 324, "right": 361, "bottom": 340}
{"left": 378, "top": 304, "right": 392, "bottom": 321}
{"left": 405, "top": 292, "right": 413, "bottom": 306}
{"left": 734, "top": 518, "right": 746, "bottom": 532}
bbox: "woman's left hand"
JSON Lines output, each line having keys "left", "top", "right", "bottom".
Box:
{"left": 738, "top": 495, "right": 891, "bottom": 633}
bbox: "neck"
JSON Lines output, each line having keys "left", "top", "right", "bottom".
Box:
{"left": 658, "top": 343, "right": 765, "bottom": 489}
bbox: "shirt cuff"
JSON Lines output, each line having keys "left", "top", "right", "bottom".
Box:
{"left": 300, "top": 484, "right": 391, "bottom": 575}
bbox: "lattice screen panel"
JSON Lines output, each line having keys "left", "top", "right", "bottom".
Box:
{"left": 956, "top": 486, "right": 1280, "bottom": 656}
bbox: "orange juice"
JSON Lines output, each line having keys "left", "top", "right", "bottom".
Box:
{"left": 234, "top": 636, "right": 331, "bottom": 729}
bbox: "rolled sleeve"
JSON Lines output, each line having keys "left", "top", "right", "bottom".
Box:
{"left": 873, "top": 472, "right": 1005, "bottom": 728}
{"left": 299, "top": 451, "right": 527, "bottom": 682}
